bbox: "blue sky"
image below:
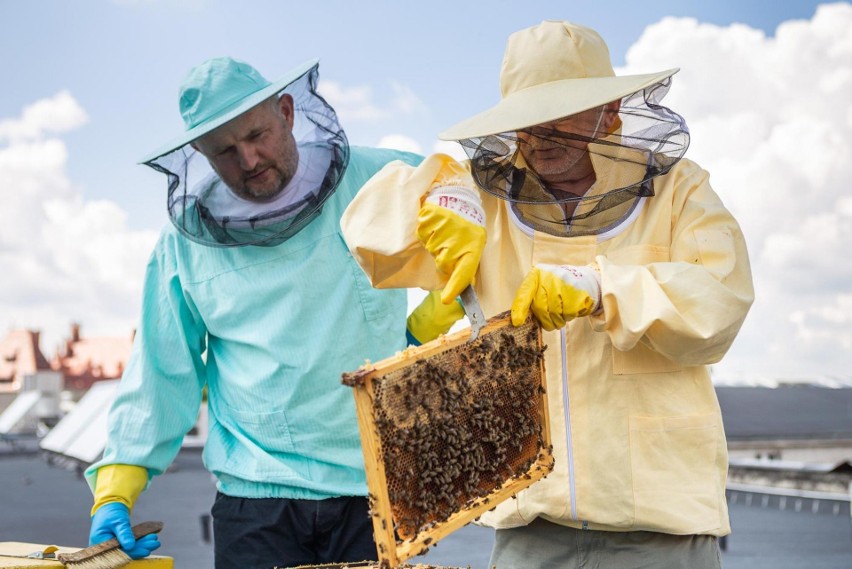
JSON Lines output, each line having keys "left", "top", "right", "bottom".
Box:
{"left": 2, "top": 1, "right": 850, "bottom": 384}
{"left": 1, "top": 0, "right": 828, "bottom": 230}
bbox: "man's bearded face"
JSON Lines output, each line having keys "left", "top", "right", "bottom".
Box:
{"left": 194, "top": 95, "right": 299, "bottom": 202}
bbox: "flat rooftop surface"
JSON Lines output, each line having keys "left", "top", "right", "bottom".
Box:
{"left": 1, "top": 449, "right": 850, "bottom": 568}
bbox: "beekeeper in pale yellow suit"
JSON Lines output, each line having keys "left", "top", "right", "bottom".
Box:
{"left": 341, "top": 19, "right": 753, "bottom": 569}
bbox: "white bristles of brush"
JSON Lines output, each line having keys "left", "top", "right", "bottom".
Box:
{"left": 56, "top": 521, "right": 163, "bottom": 568}
{"left": 62, "top": 548, "right": 132, "bottom": 569}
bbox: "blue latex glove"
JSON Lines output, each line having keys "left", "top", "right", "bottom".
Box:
{"left": 90, "top": 502, "right": 161, "bottom": 559}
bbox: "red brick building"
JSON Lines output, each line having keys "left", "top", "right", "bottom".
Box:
{"left": 0, "top": 329, "right": 53, "bottom": 394}
{"left": 52, "top": 323, "right": 133, "bottom": 392}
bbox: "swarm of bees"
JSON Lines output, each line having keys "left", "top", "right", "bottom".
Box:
{"left": 371, "top": 322, "right": 547, "bottom": 539}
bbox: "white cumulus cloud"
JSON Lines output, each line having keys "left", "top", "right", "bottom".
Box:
{"left": 0, "top": 92, "right": 158, "bottom": 355}
{"left": 620, "top": 2, "right": 852, "bottom": 382}
{"left": 377, "top": 134, "right": 422, "bottom": 154}
{"left": 0, "top": 91, "right": 88, "bottom": 144}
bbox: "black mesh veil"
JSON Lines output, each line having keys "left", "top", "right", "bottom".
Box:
{"left": 145, "top": 64, "right": 349, "bottom": 247}
{"left": 459, "top": 78, "right": 689, "bottom": 237}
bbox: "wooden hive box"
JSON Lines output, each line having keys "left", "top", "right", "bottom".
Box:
{"left": 342, "top": 312, "right": 553, "bottom": 568}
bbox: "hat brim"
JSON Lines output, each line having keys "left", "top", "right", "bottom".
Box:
{"left": 139, "top": 58, "right": 320, "bottom": 164}
{"left": 439, "top": 68, "right": 679, "bottom": 141}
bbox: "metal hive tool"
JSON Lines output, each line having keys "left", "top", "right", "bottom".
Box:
{"left": 342, "top": 311, "right": 553, "bottom": 568}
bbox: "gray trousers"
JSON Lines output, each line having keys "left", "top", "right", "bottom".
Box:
{"left": 490, "top": 518, "right": 722, "bottom": 569}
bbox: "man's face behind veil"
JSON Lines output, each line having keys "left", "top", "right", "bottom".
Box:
{"left": 194, "top": 95, "right": 299, "bottom": 203}
{"left": 515, "top": 101, "right": 620, "bottom": 190}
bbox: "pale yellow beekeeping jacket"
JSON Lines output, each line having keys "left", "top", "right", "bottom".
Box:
{"left": 340, "top": 153, "right": 754, "bottom": 537}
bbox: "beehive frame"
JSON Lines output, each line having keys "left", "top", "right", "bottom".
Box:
{"left": 342, "top": 312, "right": 553, "bottom": 568}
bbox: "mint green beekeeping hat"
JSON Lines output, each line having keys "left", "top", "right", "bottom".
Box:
{"left": 141, "top": 57, "right": 350, "bottom": 247}
{"left": 140, "top": 57, "right": 319, "bottom": 163}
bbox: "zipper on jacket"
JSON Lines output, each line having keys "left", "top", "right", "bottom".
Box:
{"left": 561, "top": 327, "right": 578, "bottom": 521}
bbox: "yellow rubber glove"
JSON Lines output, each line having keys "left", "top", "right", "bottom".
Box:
{"left": 416, "top": 185, "right": 486, "bottom": 305}
{"left": 511, "top": 263, "right": 601, "bottom": 330}
{"left": 406, "top": 290, "right": 466, "bottom": 345}
{"left": 91, "top": 463, "right": 149, "bottom": 515}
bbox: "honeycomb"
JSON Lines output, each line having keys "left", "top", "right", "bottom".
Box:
{"left": 343, "top": 311, "right": 552, "bottom": 567}
{"left": 373, "top": 322, "right": 546, "bottom": 538}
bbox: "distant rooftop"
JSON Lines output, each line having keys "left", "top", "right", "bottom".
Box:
{"left": 717, "top": 385, "right": 852, "bottom": 442}
{"left": 51, "top": 323, "right": 133, "bottom": 391}
{"left": 0, "top": 329, "right": 52, "bottom": 393}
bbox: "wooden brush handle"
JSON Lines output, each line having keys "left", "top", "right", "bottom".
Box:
{"left": 56, "top": 521, "right": 164, "bottom": 563}
{"left": 129, "top": 521, "right": 164, "bottom": 539}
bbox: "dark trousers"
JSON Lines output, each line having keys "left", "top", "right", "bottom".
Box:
{"left": 212, "top": 492, "right": 377, "bottom": 569}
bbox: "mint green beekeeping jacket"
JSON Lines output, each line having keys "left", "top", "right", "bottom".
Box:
{"left": 86, "top": 147, "right": 422, "bottom": 500}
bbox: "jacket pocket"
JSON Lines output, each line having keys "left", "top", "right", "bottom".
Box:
{"left": 229, "top": 407, "right": 296, "bottom": 455}
{"left": 612, "top": 340, "right": 682, "bottom": 375}
{"left": 629, "top": 413, "right": 722, "bottom": 534}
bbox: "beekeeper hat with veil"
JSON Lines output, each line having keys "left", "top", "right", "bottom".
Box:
{"left": 443, "top": 20, "right": 691, "bottom": 238}
{"left": 140, "top": 56, "right": 349, "bottom": 247}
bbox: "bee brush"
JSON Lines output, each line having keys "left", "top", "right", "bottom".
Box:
{"left": 55, "top": 521, "right": 163, "bottom": 569}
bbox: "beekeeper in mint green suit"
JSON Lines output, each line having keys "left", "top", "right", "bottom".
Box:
{"left": 341, "top": 21, "right": 755, "bottom": 569}
{"left": 82, "top": 56, "right": 453, "bottom": 569}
